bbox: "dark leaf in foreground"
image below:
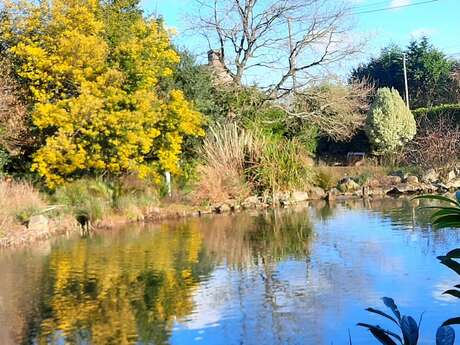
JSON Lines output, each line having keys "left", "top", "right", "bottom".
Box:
{"left": 357, "top": 323, "right": 399, "bottom": 345}
{"left": 365, "top": 308, "right": 399, "bottom": 325}
{"left": 443, "top": 289, "right": 460, "bottom": 299}
{"left": 442, "top": 317, "right": 460, "bottom": 327}
{"left": 437, "top": 257, "right": 460, "bottom": 276}
{"left": 445, "top": 248, "right": 460, "bottom": 259}
{"left": 382, "top": 297, "right": 401, "bottom": 322}
{"left": 436, "top": 326, "right": 455, "bottom": 345}
{"left": 401, "top": 315, "right": 419, "bottom": 345}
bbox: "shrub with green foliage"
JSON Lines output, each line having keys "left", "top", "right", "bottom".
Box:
{"left": 244, "top": 108, "right": 319, "bottom": 154}
{"left": 250, "top": 137, "right": 314, "bottom": 193}
{"left": 0, "top": 148, "right": 9, "bottom": 176}
{"left": 365, "top": 87, "right": 416, "bottom": 156}
{"left": 413, "top": 103, "right": 460, "bottom": 124}
{"left": 53, "top": 180, "right": 113, "bottom": 223}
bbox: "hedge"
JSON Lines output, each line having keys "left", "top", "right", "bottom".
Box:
{"left": 412, "top": 103, "right": 460, "bottom": 123}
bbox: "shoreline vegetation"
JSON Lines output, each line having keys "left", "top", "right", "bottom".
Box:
{"left": 1, "top": 163, "right": 459, "bottom": 248}
{"left": 0, "top": 1, "right": 459, "bottom": 249}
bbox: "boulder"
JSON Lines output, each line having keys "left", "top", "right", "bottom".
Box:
{"left": 326, "top": 188, "right": 339, "bottom": 201}
{"left": 226, "top": 199, "right": 239, "bottom": 211}
{"left": 241, "top": 196, "right": 260, "bottom": 209}
{"left": 367, "top": 178, "right": 381, "bottom": 188}
{"left": 390, "top": 170, "right": 409, "bottom": 181}
{"left": 338, "top": 177, "right": 360, "bottom": 192}
{"left": 214, "top": 203, "right": 231, "bottom": 213}
{"left": 308, "top": 186, "right": 326, "bottom": 200}
{"left": 27, "top": 215, "right": 49, "bottom": 233}
{"left": 369, "top": 187, "right": 384, "bottom": 196}
{"left": 386, "top": 183, "right": 420, "bottom": 195}
{"left": 434, "top": 182, "right": 449, "bottom": 192}
{"left": 421, "top": 168, "right": 439, "bottom": 183}
{"left": 273, "top": 192, "right": 290, "bottom": 205}
{"left": 379, "top": 175, "right": 402, "bottom": 186}
{"left": 291, "top": 191, "right": 310, "bottom": 203}
{"left": 447, "top": 178, "right": 460, "bottom": 189}
{"left": 419, "top": 183, "right": 436, "bottom": 193}
{"left": 446, "top": 170, "right": 456, "bottom": 182}
{"left": 406, "top": 175, "right": 419, "bottom": 184}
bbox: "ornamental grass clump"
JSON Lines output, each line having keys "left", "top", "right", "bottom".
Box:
{"left": 196, "top": 124, "right": 314, "bottom": 202}
{"left": 194, "top": 124, "right": 255, "bottom": 203}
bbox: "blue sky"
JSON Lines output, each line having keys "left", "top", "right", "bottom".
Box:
{"left": 141, "top": 0, "right": 460, "bottom": 74}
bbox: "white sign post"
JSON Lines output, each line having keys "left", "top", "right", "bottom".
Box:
{"left": 165, "top": 171, "right": 172, "bottom": 197}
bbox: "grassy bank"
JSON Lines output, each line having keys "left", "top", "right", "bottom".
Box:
{"left": 0, "top": 158, "right": 436, "bottom": 249}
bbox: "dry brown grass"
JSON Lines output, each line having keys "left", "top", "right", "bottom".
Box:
{"left": 314, "top": 164, "right": 389, "bottom": 189}
{"left": 0, "top": 180, "right": 46, "bottom": 233}
{"left": 191, "top": 164, "right": 251, "bottom": 205}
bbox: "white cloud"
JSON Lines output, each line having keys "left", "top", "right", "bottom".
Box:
{"left": 390, "top": 0, "right": 411, "bottom": 8}
{"left": 410, "top": 27, "right": 437, "bottom": 39}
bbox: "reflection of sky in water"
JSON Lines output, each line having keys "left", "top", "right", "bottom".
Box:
{"left": 172, "top": 205, "right": 460, "bottom": 345}
{"left": 2, "top": 200, "right": 460, "bottom": 345}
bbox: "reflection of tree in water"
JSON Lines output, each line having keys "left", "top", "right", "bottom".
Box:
{"left": 0, "top": 248, "right": 46, "bottom": 345}
{"left": 310, "top": 197, "right": 460, "bottom": 251}
{"left": 5, "top": 200, "right": 455, "bottom": 345}
{"left": 14, "top": 223, "right": 214, "bottom": 345}
{"left": 197, "top": 208, "right": 314, "bottom": 267}
{"left": 364, "top": 197, "right": 460, "bottom": 252}
{"left": 194, "top": 210, "right": 318, "bottom": 344}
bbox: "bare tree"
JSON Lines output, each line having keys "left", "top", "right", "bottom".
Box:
{"left": 280, "top": 79, "right": 373, "bottom": 141}
{"left": 189, "top": 0, "right": 362, "bottom": 98}
{"left": 404, "top": 116, "right": 460, "bottom": 171}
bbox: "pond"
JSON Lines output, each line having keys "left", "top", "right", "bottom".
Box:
{"left": 1, "top": 198, "right": 460, "bottom": 345}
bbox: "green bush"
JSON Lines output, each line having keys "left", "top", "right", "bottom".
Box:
{"left": 250, "top": 138, "right": 314, "bottom": 193}
{"left": 0, "top": 148, "right": 9, "bottom": 176}
{"left": 355, "top": 170, "right": 374, "bottom": 186}
{"left": 113, "top": 177, "right": 158, "bottom": 211}
{"left": 244, "top": 106, "right": 319, "bottom": 154}
{"left": 365, "top": 87, "right": 416, "bottom": 156}
{"left": 413, "top": 103, "right": 460, "bottom": 123}
{"left": 53, "top": 179, "right": 113, "bottom": 223}
{"left": 314, "top": 168, "right": 340, "bottom": 190}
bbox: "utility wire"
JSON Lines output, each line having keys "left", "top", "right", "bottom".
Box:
{"left": 349, "top": 0, "right": 400, "bottom": 11}
{"left": 309, "top": 0, "right": 441, "bottom": 23}
{"left": 351, "top": 0, "right": 440, "bottom": 16}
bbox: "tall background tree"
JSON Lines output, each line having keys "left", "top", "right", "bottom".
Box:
{"left": 352, "top": 37, "right": 458, "bottom": 109}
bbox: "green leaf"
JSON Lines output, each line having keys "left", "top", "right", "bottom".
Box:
{"left": 382, "top": 297, "right": 402, "bottom": 322}
{"left": 366, "top": 308, "right": 399, "bottom": 325}
{"left": 436, "top": 326, "right": 455, "bottom": 345}
{"left": 401, "top": 315, "right": 419, "bottom": 345}
{"left": 438, "top": 257, "right": 460, "bottom": 275}
{"left": 443, "top": 289, "right": 460, "bottom": 299}
{"left": 445, "top": 249, "right": 460, "bottom": 259}
{"left": 413, "top": 194, "right": 460, "bottom": 207}
{"left": 431, "top": 215, "right": 460, "bottom": 229}
{"left": 442, "top": 317, "right": 460, "bottom": 327}
{"left": 357, "top": 323, "right": 401, "bottom": 345}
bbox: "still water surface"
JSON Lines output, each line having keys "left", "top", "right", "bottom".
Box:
{"left": 1, "top": 198, "right": 460, "bottom": 345}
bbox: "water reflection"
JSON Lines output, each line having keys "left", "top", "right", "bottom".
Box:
{"left": 1, "top": 199, "right": 460, "bottom": 344}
